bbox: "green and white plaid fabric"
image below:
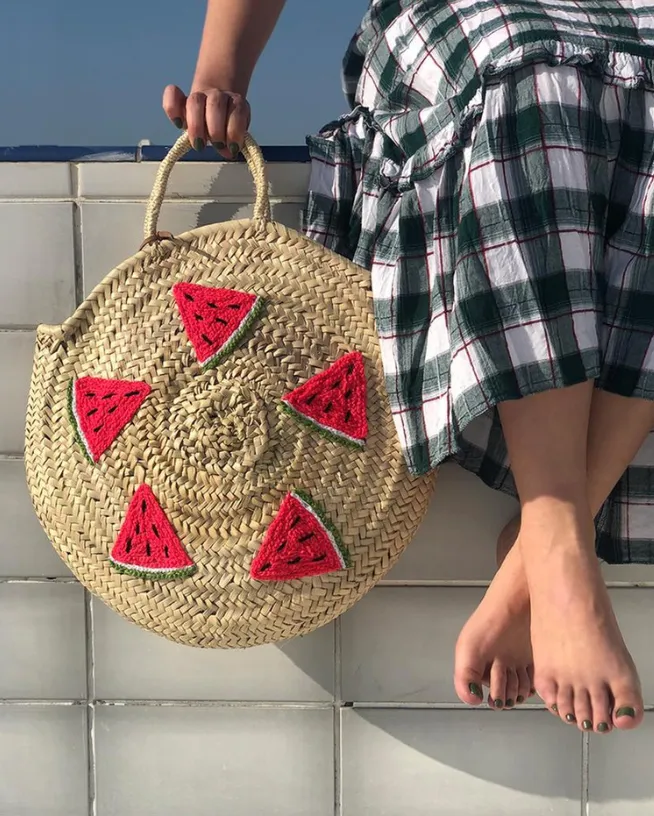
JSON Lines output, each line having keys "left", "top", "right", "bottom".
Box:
{"left": 302, "top": 1, "right": 654, "bottom": 563}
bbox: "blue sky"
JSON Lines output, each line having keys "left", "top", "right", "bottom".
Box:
{"left": 0, "top": 0, "right": 365, "bottom": 146}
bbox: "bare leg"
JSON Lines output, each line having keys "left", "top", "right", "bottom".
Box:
{"left": 456, "top": 387, "right": 652, "bottom": 728}
{"left": 497, "top": 383, "right": 644, "bottom": 733}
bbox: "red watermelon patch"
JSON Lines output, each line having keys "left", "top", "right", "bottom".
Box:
{"left": 281, "top": 352, "right": 368, "bottom": 448}
{"left": 173, "top": 282, "right": 263, "bottom": 369}
{"left": 68, "top": 376, "right": 151, "bottom": 463}
{"left": 251, "top": 491, "right": 350, "bottom": 581}
{"left": 110, "top": 485, "right": 197, "bottom": 580}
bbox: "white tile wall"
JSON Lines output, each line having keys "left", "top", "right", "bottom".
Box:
{"left": 1, "top": 159, "right": 653, "bottom": 816}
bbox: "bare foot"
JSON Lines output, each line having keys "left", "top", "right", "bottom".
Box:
{"left": 521, "top": 508, "right": 644, "bottom": 733}
{"left": 454, "top": 544, "right": 534, "bottom": 709}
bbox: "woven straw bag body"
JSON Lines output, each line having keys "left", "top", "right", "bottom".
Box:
{"left": 25, "top": 135, "right": 435, "bottom": 648}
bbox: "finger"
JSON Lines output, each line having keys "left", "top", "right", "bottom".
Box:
{"left": 225, "top": 94, "right": 251, "bottom": 158}
{"left": 205, "top": 90, "right": 230, "bottom": 157}
{"left": 163, "top": 85, "right": 187, "bottom": 130}
{"left": 186, "top": 91, "right": 208, "bottom": 152}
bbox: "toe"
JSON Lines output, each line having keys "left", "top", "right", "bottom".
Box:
{"left": 590, "top": 686, "right": 613, "bottom": 735}
{"left": 489, "top": 662, "right": 508, "bottom": 710}
{"left": 611, "top": 680, "right": 644, "bottom": 731}
{"left": 535, "top": 676, "right": 558, "bottom": 715}
{"left": 557, "top": 686, "right": 576, "bottom": 725}
{"left": 573, "top": 689, "right": 593, "bottom": 733}
{"left": 505, "top": 668, "right": 519, "bottom": 709}
{"left": 516, "top": 667, "right": 531, "bottom": 705}
{"left": 453, "top": 663, "right": 486, "bottom": 707}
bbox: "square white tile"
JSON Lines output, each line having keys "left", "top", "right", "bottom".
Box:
{"left": 610, "top": 589, "right": 654, "bottom": 705}
{"left": 0, "top": 583, "right": 86, "bottom": 699}
{"left": 0, "top": 202, "right": 75, "bottom": 325}
{"left": 341, "top": 587, "right": 484, "bottom": 704}
{"left": 0, "top": 330, "right": 36, "bottom": 452}
{"left": 93, "top": 598, "right": 333, "bottom": 701}
{"left": 0, "top": 163, "right": 71, "bottom": 198}
{"left": 0, "top": 457, "right": 70, "bottom": 576}
{"left": 587, "top": 717, "right": 654, "bottom": 815}
{"left": 95, "top": 706, "right": 333, "bottom": 816}
{"left": 342, "top": 709, "right": 582, "bottom": 815}
{"left": 0, "top": 706, "right": 87, "bottom": 816}
{"left": 387, "top": 463, "right": 517, "bottom": 582}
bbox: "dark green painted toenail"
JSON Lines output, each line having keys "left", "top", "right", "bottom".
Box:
{"left": 505, "top": 699, "right": 514, "bottom": 708}
{"left": 494, "top": 699, "right": 503, "bottom": 708}
{"left": 530, "top": 688, "right": 537, "bottom": 696}
{"left": 173, "top": 117, "right": 184, "bottom": 129}
{"left": 582, "top": 720, "right": 593, "bottom": 731}
{"left": 597, "top": 722, "right": 609, "bottom": 733}
{"left": 193, "top": 138, "right": 205, "bottom": 152}
{"left": 565, "top": 713, "right": 576, "bottom": 723}
{"left": 212, "top": 141, "right": 226, "bottom": 152}
{"left": 516, "top": 695, "right": 524, "bottom": 704}
{"left": 551, "top": 704, "right": 558, "bottom": 713}
{"left": 229, "top": 142, "right": 240, "bottom": 156}
{"left": 468, "top": 682, "right": 483, "bottom": 699}
{"left": 615, "top": 706, "right": 636, "bottom": 719}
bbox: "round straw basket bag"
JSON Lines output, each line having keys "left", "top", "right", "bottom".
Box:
{"left": 25, "top": 133, "right": 435, "bottom": 648}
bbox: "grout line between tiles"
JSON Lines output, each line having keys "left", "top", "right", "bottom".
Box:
{"left": 71, "top": 163, "right": 85, "bottom": 308}
{"left": 581, "top": 731, "right": 590, "bottom": 816}
{"left": 334, "top": 617, "right": 342, "bottom": 816}
{"left": 84, "top": 590, "right": 97, "bottom": 816}
{"left": 0, "top": 576, "right": 78, "bottom": 584}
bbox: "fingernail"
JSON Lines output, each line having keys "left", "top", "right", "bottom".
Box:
{"left": 494, "top": 699, "right": 503, "bottom": 709}
{"left": 505, "top": 699, "right": 514, "bottom": 708}
{"left": 193, "top": 138, "right": 205, "bottom": 152}
{"left": 582, "top": 720, "right": 593, "bottom": 731}
{"left": 551, "top": 704, "right": 558, "bottom": 713}
{"left": 173, "top": 117, "right": 184, "bottom": 129}
{"left": 516, "top": 695, "right": 524, "bottom": 704}
{"left": 212, "top": 141, "right": 226, "bottom": 152}
{"left": 229, "top": 142, "right": 240, "bottom": 157}
{"left": 565, "top": 713, "right": 576, "bottom": 723}
{"left": 468, "top": 682, "right": 483, "bottom": 699}
{"left": 615, "top": 706, "right": 636, "bottom": 719}
{"left": 597, "top": 722, "right": 609, "bottom": 733}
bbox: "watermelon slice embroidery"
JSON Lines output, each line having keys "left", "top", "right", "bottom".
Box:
{"left": 172, "top": 282, "right": 264, "bottom": 370}
{"left": 251, "top": 490, "right": 351, "bottom": 581}
{"left": 281, "top": 351, "right": 368, "bottom": 448}
{"left": 68, "top": 377, "right": 151, "bottom": 463}
{"left": 110, "top": 485, "right": 197, "bottom": 580}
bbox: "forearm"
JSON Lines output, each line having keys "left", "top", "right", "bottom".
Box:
{"left": 192, "top": 0, "right": 287, "bottom": 95}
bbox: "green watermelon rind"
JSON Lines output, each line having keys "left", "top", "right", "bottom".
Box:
{"left": 67, "top": 379, "right": 94, "bottom": 465}
{"left": 291, "top": 490, "right": 352, "bottom": 570}
{"left": 279, "top": 401, "right": 365, "bottom": 450}
{"left": 200, "top": 296, "right": 265, "bottom": 371}
{"left": 109, "top": 558, "right": 197, "bottom": 581}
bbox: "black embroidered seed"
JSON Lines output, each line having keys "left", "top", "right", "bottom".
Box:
{"left": 312, "top": 554, "right": 327, "bottom": 562}
{"left": 344, "top": 389, "right": 352, "bottom": 400}
{"left": 184, "top": 292, "right": 194, "bottom": 302}
{"left": 145, "top": 541, "right": 151, "bottom": 557}
{"left": 215, "top": 317, "right": 228, "bottom": 325}
{"left": 276, "top": 542, "right": 286, "bottom": 553}
{"left": 345, "top": 411, "right": 352, "bottom": 423}
{"left": 259, "top": 562, "right": 271, "bottom": 572}
{"left": 107, "top": 406, "right": 117, "bottom": 414}
{"left": 324, "top": 402, "right": 332, "bottom": 413}
{"left": 92, "top": 424, "right": 103, "bottom": 433}
{"left": 331, "top": 380, "right": 341, "bottom": 389}
{"left": 298, "top": 533, "right": 315, "bottom": 543}
{"left": 86, "top": 408, "right": 98, "bottom": 417}
{"left": 125, "top": 391, "right": 140, "bottom": 398}
{"left": 194, "top": 313, "right": 204, "bottom": 321}
{"left": 228, "top": 303, "right": 241, "bottom": 310}
{"left": 347, "top": 363, "right": 354, "bottom": 375}
{"left": 305, "top": 394, "right": 316, "bottom": 405}
{"left": 207, "top": 301, "right": 217, "bottom": 309}
{"left": 289, "top": 516, "right": 301, "bottom": 530}
{"left": 125, "top": 538, "right": 132, "bottom": 553}
{"left": 85, "top": 392, "right": 96, "bottom": 398}
{"left": 141, "top": 500, "right": 147, "bottom": 514}
{"left": 102, "top": 393, "right": 115, "bottom": 400}
{"left": 287, "top": 557, "right": 301, "bottom": 565}
{"left": 135, "top": 522, "right": 140, "bottom": 535}
{"left": 164, "top": 545, "right": 169, "bottom": 559}
{"left": 151, "top": 524, "right": 159, "bottom": 538}
{"left": 201, "top": 333, "right": 214, "bottom": 345}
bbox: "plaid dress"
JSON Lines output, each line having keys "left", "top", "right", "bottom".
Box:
{"left": 302, "top": 0, "right": 654, "bottom": 564}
